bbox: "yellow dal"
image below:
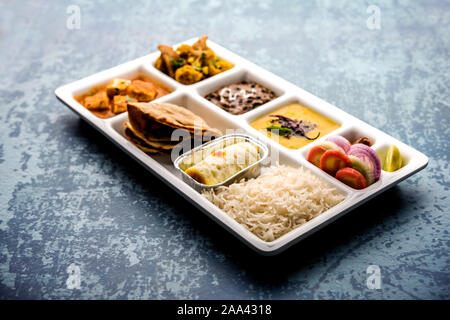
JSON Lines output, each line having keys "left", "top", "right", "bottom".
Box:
{"left": 250, "top": 103, "right": 340, "bottom": 149}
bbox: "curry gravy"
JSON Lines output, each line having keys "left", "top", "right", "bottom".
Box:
{"left": 250, "top": 103, "right": 340, "bottom": 149}
{"left": 74, "top": 75, "right": 172, "bottom": 119}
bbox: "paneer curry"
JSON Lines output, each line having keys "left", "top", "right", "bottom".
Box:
{"left": 155, "top": 36, "right": 233, "bottom": 85}
{"left": 75, "top": 75, "right": 171, "bottom": 118}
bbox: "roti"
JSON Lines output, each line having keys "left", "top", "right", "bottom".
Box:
{"left": 124, "top": 125, "right": 164, "bottom": 154}
{"left": 124, "top": 101, "right": 222, "bottom": 155}
{"left": 127, "top": 102, "right": 221, "bottom": 137}
{"left": 124, "top": 121, "right": 179, "bottom": 150}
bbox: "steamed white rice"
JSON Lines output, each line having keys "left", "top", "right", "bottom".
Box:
{"left": 202, "top": 165, "right": 345, "bottom": 242}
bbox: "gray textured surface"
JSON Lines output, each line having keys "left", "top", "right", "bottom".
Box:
{"left": 0, "top": 0, "right": 449, "bottom": 299}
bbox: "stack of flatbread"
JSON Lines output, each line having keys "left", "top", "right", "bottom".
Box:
{"left": 124, "top": 102, "right": 222, "bottom": 154}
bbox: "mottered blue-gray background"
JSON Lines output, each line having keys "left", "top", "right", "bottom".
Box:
{"left": 0, "top": 0, "right": 449, "bottom": 299}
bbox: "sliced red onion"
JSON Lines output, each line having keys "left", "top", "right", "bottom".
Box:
{"left": 348, "top": 143, "right": 381, "bottom": 181}
{"left": 326, "top": 135, "right": 351, "bottom": 153}
{"left": 319, "top": 141, "right": 342, "bottom": 151}
{"left": 349, "top": 155, "right": 375, "bottom": 185}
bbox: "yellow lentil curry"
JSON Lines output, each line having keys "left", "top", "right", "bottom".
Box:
{"left": 250, "top": 103, "right": 340, "bottom": 149}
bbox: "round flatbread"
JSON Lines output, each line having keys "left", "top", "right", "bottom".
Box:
{"left": 124, "top": 125, "right": 164, "bottom": 154}
{"left": 124, "top": 121, "right": 179, "bottom": 151}
{"left": 127, "top": 102, "right": 222, "bottom": 137}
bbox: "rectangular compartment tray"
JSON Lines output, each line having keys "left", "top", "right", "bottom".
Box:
{"left": 55, "top": 38, "right": 428, "bottom": 255}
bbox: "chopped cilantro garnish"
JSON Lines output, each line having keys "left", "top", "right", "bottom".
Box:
{"left": 170, "top": 58, "right": 185, "bottom": 69}
{"left": 266, "top": 125, "right": 292, "bottom": 136}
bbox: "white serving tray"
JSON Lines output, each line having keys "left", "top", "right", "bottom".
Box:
{"left": 55, "top": 38, "right": 428, "bottom": 255}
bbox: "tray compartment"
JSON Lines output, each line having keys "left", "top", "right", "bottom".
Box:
{"left": 146, "top": 38, "right": 241, "bottom": 88}
{"left": 72, "top": 63, "right": 177, "bottom": 100}
{"left": 373, "top": 142, "right": 411, "bottom": 173}
{"left": 71, "top": 63, "right": 178, "bottom": 120}
{"left": 296, "top": 124, "right": 388, "bottom": 192}
{"left": 331, "top": 125, "right": 379, "bottom": 147}
{"left": 196, "top": 67, "right": 286, "bottom": 117}
{"left": 242, "top": 94, "right": 345, "bottom": 152}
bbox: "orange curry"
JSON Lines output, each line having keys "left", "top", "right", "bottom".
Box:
{"left": 75, "top": 75, "right": 172, "bottom": 118}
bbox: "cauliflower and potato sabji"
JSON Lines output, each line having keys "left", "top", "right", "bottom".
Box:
{"left": 155, "top": 36, "right": 233, "bottom": 85}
